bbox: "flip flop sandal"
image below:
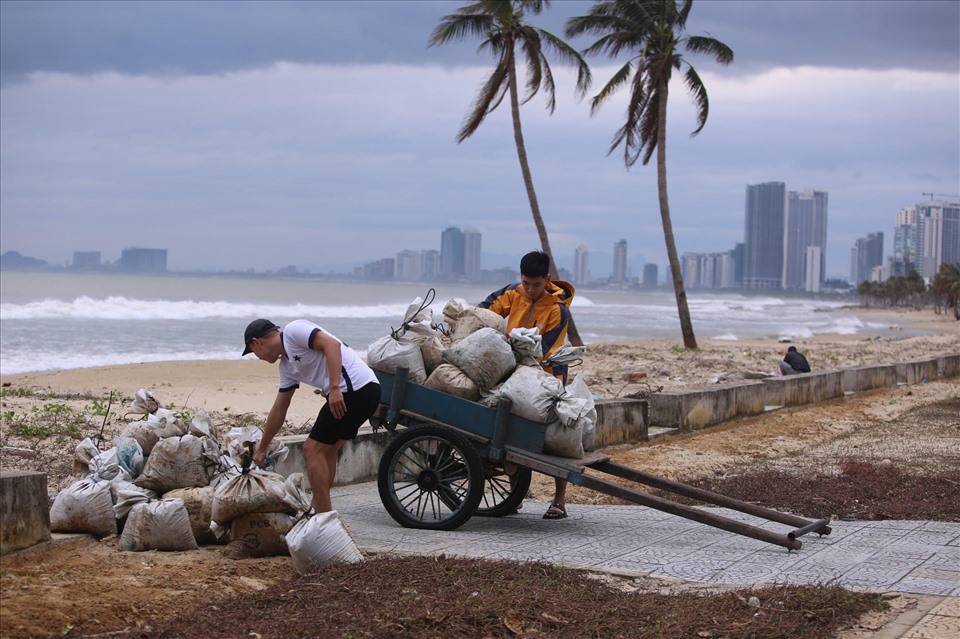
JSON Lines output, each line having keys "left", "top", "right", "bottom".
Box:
{"left": 543, "top": 502, "right": 567, "bottom": 520}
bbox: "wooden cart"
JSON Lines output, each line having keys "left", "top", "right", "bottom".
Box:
{"left": 370, "top": 368, "right": 831, "bottom": 551}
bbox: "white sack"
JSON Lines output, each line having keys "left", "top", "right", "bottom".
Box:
{"left": 367, "top": 335, "right": 427, "bottom": 384}
{"left": 87, "top": 445, "right": 122, "bottom": 482}
{"left": 134, "top": 434, "right": 218, "bottom": 493}
{"left": 146, "top": 407, "right": 186, "bottom": 439}
{"left": 128, "top": 388, "right": 160, "bottom": 415}
{"left": 120, "top": 421, "right": 161, "bottom": 457}
{"left": 210, "top": 469, "right": 294, "bottom": 530}
{"left": 423, "top": 364, "right": 481, "bottom": 402}
{"left": 115, "top": 436, "right": 144, "bottom": 479}
{"left": 225, "top": 512, "right": 296, "bottom": 558}
{"left": 442, "top": 327, "right": 515, "bottom": 390}
{"left": 222, "top": 426, "right": 288, "bottom": 470}
{"left": 163, "top": 486, "right": 219, "bottom": 545}
{"left": 188, "top": 410, "right": 218, "bottom": 439}
{"left": 451, "top": 307, "right": 506, "bottom": 342}
{"left": 112, "top": 480, "right": 157, "bottom": 520}
{"left": 74, "top": 438, "right": 100, "bottom": 472}
{"left": 442, "top": 299, "right": 466, "bottom": 336}
{"left": 49, "top": 477, "right": 117, "bottom": 538}
{"left": 286, "top": 511, "right": 364, "bottom": 574}
{"left": 563, "top": 373, "right": 597, "bottom": 453}
{"left": 499, "top": 365, "right": 564, "bottom": 424}
{"left": 119, "top": 498, "right": 198, "bottom": 552}
{"left": 509, "top": 327, "right": 543, "bottom": 365}
{"left": 416, "top": 333, "right": 451, "bottom": 375}
{"left": 544, "top": 419, "right": 585, "bottom": 459}
{"left": 283, "top": 473, "right": 313, "bottom": 514}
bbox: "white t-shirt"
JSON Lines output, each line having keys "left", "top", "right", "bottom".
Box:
{"left": 277, "top": 320, "right": 377, "bottom": 395}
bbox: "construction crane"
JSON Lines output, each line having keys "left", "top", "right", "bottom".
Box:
{"left": 922, "top": 192, "right": 960, "bottom": 201}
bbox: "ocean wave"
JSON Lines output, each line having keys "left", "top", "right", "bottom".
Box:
{"left": 0, "top": 296, "right": 418, "bottom": 321}
{"left": 0, "top": 349, "right": 242, "bottom": 376}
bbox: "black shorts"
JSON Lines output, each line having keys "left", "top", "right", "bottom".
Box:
{"left": 309, "top": 382, "right": 381, "bottom": 445}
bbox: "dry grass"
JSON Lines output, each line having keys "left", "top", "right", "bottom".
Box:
{"left": 95, "top": 556, "right": 886, "bottom": 639}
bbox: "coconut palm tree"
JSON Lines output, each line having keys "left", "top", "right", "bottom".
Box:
{"left": 431, "top": 0, "right": 591, "bottom": 345}
{"left": 566, "top": 0, "right": 733, "bottom": 349}
{"left": 932, "top": 262, "right": 960, "bottom": 319}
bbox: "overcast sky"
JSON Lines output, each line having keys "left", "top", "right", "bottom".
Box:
{"left": 1, "top": 0, "right": 958, "bottom": 279}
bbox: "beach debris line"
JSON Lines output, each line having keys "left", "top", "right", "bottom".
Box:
{"left": 366, "top": 294, "right": 596, "bottom": 458}
{"left": 50, "top": 389, "right": 364, "bottom": 572}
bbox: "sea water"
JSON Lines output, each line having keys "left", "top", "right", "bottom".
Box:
{"left": 0, "top": 270, "right": 889, "bottom": 375}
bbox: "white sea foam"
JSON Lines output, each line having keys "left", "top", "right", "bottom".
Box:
{"left": 0, "top": 297, "right": 413, "bottom": 321}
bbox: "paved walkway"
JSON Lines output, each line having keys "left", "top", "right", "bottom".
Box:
{"left": 333, "top": 480, "right": 959, "bottom": 638}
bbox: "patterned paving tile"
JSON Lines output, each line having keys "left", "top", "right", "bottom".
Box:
{"left": 333, "top": 481, "right": 960, "bottom": 596}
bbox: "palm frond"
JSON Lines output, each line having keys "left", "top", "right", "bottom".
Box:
{"left": 457, "top": 63, "right": 511, "bottom": 142}
{"left": 590, "top": 61, "right": 633, "bottom": 115}
{"left": 430, "top": 13, "right": 493, "bottom": 47}
{"left": 685, "top": 35, "right": 734, "bottom": 65}
{"left": 682, "top": 66, "right": 709, "bottom": 136}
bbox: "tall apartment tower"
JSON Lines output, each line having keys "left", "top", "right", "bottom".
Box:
{"left": 440, "top": 227, "right": 465, "bottom": 278}
{"left": 892, "top": 207, "right": 918, "bottom": 277}
{"left": 612, "top": 239, "right": 628, "bottom": 284}
{"left": 850, "top": 232, "right": 884, "bottom": 285}
{"left": 743, "top": 182, "right": 785, "bottom": 289}
{"left": 463, "top": 229, "right": 482, "bottom": 282}
{"left": 916, "top": 199, "right": 960, "bottom": 279}
{"left": 642, "top": 263, "right": 658, "bottom": 288}
{"left": 421, "top": 249, "right": 440, "bottom": 281}
{"left": 395, "top": 250, "right": 422, "bottom": 281}
{"left": 573, "top": 245, "right": 589, "bottom": 285}
{"left": 782, "top": 189, "right": 828, "bottom": 292}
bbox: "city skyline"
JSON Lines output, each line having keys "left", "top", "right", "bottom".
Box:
{"left": 1, "top": 2, "right": 957, "bottom": 281}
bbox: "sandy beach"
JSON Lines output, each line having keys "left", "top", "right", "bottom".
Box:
{"left": 1, "top": 305, "right": 957, "bottom": 429}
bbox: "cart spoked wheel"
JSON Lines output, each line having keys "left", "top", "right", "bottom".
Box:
{"left": 377, "top": 424, "right": 484, "bottom": 531}
{"left": 475, "top": 463, "right": 532, "bottom": 517}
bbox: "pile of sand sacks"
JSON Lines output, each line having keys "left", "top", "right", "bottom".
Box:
{"left": 367, "top": 295, "right": 596, "bottom": 458}
{"left": 49, "top": 390, "right": 362, "bottom": 573}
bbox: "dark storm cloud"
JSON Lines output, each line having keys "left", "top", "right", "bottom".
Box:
{"left": 2, "top": 1, "right": 957, "bottom": 85}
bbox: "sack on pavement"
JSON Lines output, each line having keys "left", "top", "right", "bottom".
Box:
{"left": 286, "top": 510, "right": 364, "bottom": 574}
{"left": 49, "top": 477, "right": 117, "bottom": 538}
{"left": 119, "top": 498, "right": 198, "bottom": 552}
{"left": 224, "top": 512, "right": 296, "bottom": 558}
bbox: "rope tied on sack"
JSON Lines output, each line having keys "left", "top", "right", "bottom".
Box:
{"left": 390, "top": 287, "right": 436, "bottom": 340}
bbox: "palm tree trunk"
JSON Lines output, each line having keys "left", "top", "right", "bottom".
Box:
{"left": 506, "top": 51, "right": 584, "bottom": 347}
{"left": 655, "top": 78, "right": 698, "bottom": 350}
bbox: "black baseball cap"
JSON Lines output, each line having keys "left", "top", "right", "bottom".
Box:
{"left": 242, "top": 319, "right": 280, "bottom": 356}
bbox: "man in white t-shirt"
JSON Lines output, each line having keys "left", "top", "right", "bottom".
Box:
{"left": 242, "top": 318, "right": 381, "bottom": 513}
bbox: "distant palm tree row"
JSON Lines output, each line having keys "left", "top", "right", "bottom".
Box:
{"left": 432, "top": 0, "right": 733, "bottom": 349}
{"left": 856, "top": 263, "right": 960, "bottom": 319}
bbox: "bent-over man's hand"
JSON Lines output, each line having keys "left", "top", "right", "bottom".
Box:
{"left": 328, "top": 387, "right": 347, "bottom": 419}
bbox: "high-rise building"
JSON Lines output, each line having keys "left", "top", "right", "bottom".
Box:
{"left": 463, "top": 229, "right": 482, "bottom": 282}
{"left": 916, "top": 199, "right": 960, "bottom": 279}
{"left": 395, "top": 250, "right": 422, "bottom": 282}
{"left": 612, "top": 239, "right": 627, "bottom": 284}
{"left": 850, "top": 232, "right": 884, "bottom": 285}
{"left": 440, "top": 227, "right": 464, "bottom": 278}
{"left": 642, "top": 263, "right": 658, "bottom": 288}
{"left": 892, "top": 207, "right": 918, "bottom": 277}
{"left": 421, "top": 250, "right": 440, "bottom": 281}
{"left": 743, "top": 182, "right": 785, "bottom": 289}
{"left": 573, "top": 245, "right": 589, "bottom": 285}
{"left": 681, "top": 252, "right": 735, "bottom": 289}
{"left": 782, "top": 189, "right": 828, "bottom": 292}
{"left": 804, "top": 246, "right": 822, "bottom": 293}
{"left": 118, "top": 248, "right": 167, "bottom": 273}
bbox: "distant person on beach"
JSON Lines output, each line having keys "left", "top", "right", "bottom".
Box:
{"left": 780, "top": 346, "right": 811, "bottom": 375}
{"left": 241, "top": 318, "right": 380, "bottom": 514}
{"left": 479, "top": 250, "right": 575, "bottom": 520}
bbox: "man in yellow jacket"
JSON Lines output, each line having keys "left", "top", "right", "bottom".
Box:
{"left": 479, "top": 250, "right": 575, "bottom": 519}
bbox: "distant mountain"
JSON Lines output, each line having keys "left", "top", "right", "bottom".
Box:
{"left": 0, "top": 251, "right": 49, "bottom": 271}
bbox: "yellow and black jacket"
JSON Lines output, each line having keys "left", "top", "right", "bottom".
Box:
{"left": 478, "top": 280, "right": 575, "bottom": 382}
